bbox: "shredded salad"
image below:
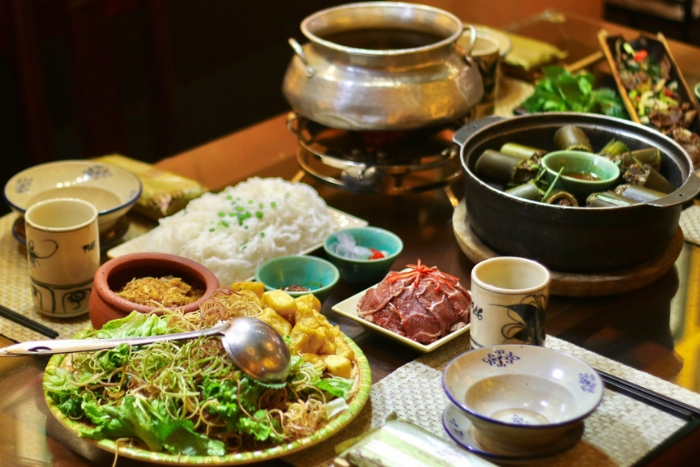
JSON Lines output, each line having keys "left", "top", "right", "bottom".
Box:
{"left": 43, "top": 289, "right": 358, "bottom": 457}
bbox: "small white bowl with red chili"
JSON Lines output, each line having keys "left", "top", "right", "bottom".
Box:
{"left": 323, "top": 227, "right": 404, "bottom": 286}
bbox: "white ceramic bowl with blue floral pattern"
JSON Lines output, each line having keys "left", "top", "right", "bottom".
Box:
{"left": 4, "top": 160, "right": 142, "bottom": 234}
{"left": 442, "top": 344, "right": 603, "bottom": 451}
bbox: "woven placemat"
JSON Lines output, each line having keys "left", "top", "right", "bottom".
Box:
{"left": 285, "top": 333, "right": 700, "bottom": 467}
{"left": 680, "top": 203, "right": 700, "bottom": 247}
{"left": 0, "top": 212, "right": 153, "bottom": 342}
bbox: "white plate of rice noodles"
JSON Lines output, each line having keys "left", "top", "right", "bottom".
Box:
{"left": 108, "top": 177, "right": 367, "bottom": 286}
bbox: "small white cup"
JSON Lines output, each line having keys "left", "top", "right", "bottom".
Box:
{"left": 469, "top": 257, "right": 550, "bottom": 349}
{"left": 25, "top": 198, "right": 100, "bottom": 318}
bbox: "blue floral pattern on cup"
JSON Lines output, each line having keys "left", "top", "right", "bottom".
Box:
{"left": 84, "top": 165, "right": 113, "bottom": 179}
{"left": 447, "top": 417, "right": 465, "bottom": 439}
{"left": 578, "top": 373, "right": 598, "bottom": 394}
{"left": 470, "top": 300, "right": 483, "bottom": 320}
{"left": 482, "top": 348, "right": 520, "bottom": 367}
{"left": 14, "top": 177, "right": 32, "bottom": 195}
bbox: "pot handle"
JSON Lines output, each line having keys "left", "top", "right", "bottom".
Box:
{"left": 288, "top": 38, "right": 315, "bottom": 78}
{"left": 648, "top": 171, "right": 700, "bottom": 208}
{"left": 461, "top": 24, "right": 477, "bottom": 56}
{"left": 453, "top": 116, "right": 505, "bottom": 146}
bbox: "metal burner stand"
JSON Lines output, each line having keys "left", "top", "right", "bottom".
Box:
{"left": 287, "top": 114, "right": 463, "bottom": 195}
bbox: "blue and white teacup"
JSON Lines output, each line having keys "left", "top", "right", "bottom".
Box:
{"left": 25, "top": 198, "right": 100, "bottom": 318}
{"left": 469, "top": 256, "right": 549, "bottom": 349}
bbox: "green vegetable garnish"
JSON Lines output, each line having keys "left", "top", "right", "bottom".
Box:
{"left": 521, "top": 66, "right": 628, "bottom": 119}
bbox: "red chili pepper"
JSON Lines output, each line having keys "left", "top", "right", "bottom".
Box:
{"left": 664, "top": 88, "right": 674, "bottom": 97}
{"left": 633, "top": 49, "right": 648, "bottom": 62}
{"left": 385, "top": 259, "right": 462, "bottom": 292}
{"left": 369, "top": 248, "right": 385, "bottom": 259}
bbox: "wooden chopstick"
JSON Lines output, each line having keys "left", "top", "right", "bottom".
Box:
{"left": 598, "top": 369, "right": 700, "bottom": 420}
{"left": 0, "top": 304, "right": 59, "bottom": 339}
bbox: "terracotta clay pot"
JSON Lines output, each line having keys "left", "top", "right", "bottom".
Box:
{"left": 89, "top": 252, "right": 220, "bottom": 330}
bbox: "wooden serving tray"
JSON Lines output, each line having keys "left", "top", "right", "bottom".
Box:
{"left": 452, "top": 200, "right": 684, "bottom": 297}
{"left": 598, "top": 29, "right": 700, "bottom": 133}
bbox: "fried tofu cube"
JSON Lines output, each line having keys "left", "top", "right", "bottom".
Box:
{"left": 323, "top": 354, "right": 352, "bottom": 379}
{"left": 295, "top": 294, "right": 321, "bottom": 313}
{"left": 231, "top": 281, "right": 265, "bottom": 298}
{"left": 291, "top": 324, "right": 326, "bottom": 354}
{"left": 318, "top": 328, "right": 337, "bottom": 355}
{"left": 335, "top": 335, "right": 355, "bottom": 361}
{"left": 258, "top": 307, "right": 292, "bottom": 336}
{"left": 262, "top": 290, "right": 297, "bottom": 317}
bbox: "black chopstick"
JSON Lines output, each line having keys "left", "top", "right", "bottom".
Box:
{"left": 0, "top": 304, "right": 59, "bottom": 339}
{"left": 598, "top": 369, "right": 700, "bottom": 420}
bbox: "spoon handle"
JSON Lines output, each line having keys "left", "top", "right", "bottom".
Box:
{"left": 0, "top": 322, "right": 229, "bottom": 356}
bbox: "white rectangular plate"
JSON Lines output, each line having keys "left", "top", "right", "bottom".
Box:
{"left": 332, "top": 286, "right": 470, "bottom": 353}
{"left": 107, "top": 207, "right": 368, "bottom": 259}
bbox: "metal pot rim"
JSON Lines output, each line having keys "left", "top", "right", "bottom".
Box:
{"left": 455, "top": 112, "right": 700, "bottom": 210}
{"left": 300, "top": 1, "right": 464, "bottom": 57}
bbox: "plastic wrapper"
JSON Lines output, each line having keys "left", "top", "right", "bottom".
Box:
{"left": 333, "top": 415, "right": 496, "bottom": 467}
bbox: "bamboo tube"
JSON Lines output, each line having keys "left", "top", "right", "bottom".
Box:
{"left": 614, "top": 148, "right": 662, "bottom": 170}
{"left": 505, "top": 180, "right": 543, "bottom": 201}
{"left": 622, "top": 163, "right": 675, "bottom": 193}
{"left": 475, "top": 149, "right": 538, "bottom": 185}
{"left": 554, "top": 125, "right": 593, "bottom": 152}
{"left": 543, "top": 190, "right": 579, "bottom": 207}
{"left": 499, "top": 143, "right": 547, "bottom": 161}
{"left": 599, "top": 139, "right": 629, "bottom": 159}
{"left": 615, "top": 184, "right": 667, "bottom": 202}
{"left": 586, "top": 191, "right": 638, "bottom": 207}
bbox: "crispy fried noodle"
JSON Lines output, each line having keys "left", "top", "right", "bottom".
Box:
{"left": 43, "top": 289, "right": 359, "bottom": 458}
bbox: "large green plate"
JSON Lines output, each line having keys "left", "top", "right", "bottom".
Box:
{"left": 43, "top": 336, "right": 372, "bottom": 465}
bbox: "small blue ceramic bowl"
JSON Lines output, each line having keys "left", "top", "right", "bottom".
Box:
{"left": 254, "top": 255, "right": 339, "bottom": 303}
{"left": 323, "top": 227, "right": 403, "bottom": 285}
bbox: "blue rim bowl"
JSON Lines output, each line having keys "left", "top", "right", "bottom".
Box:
{"left": 254, "top": 255, "right": 339, "bottom": 303}
{"left": 442, "top": 344, "right": 603, "bottom": 451}
{"left": 541, "top": 150, "right": 620, "bottom": 200}
{"left": 323, "top": 227, "right": 403, "bottom": 285}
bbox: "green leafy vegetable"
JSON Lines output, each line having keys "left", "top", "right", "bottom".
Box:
{"left": 44, "top": 310, "right": 356, "bottom": 457}
{"left": 521, "top": 66, "right": 628, "bottom": 119}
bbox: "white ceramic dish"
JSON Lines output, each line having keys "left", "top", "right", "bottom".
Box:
{"left": 4, "top": 160, "right": 142, "bottom": 234}
{"left": 331, "top": 286, "right": 470, "bottom": 353}
{"left": 107, "top": 207, "right": 368, "bottom": 259}
{"left": 442, "top": 345, "right": 603, "bottom": 451}
{"left": 442, "top": 403, "right": 584, "bottom": 463}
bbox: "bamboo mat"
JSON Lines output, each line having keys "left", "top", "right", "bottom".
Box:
{"left": 0, "top": 212, "right": 153, "bottom": 342}
{"left": 680, "top": 202, "right": 700, "bottom": 247}
{"left": 285, "top": 333, "right": 700, "bottom": 467}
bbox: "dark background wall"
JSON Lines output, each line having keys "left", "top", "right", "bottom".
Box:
{"left": 0, "top": 0, "right": 346, "bottom": 215}
{"left": 1, "top": 0, "right": 694, "bottom": 217}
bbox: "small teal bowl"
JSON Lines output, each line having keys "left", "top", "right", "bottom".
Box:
{"left": 541, "top": 150, "right": 620, "bottom": 200}
{"left": 323, "top": 227, "right": 404, "bottom": 285}
{"left": 254, "top": 255, "right": 339, "bottom": 303}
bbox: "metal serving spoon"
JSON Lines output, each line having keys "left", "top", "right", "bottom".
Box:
{"left": 0, "top": 317, "right": 291, "bottom": 383}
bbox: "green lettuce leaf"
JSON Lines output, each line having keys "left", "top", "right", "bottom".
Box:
{"left": 79, "top": 396, "right": 226, "bottom": 456}
{"left": 315, "top": 376, "right": 354, "bottom": 400}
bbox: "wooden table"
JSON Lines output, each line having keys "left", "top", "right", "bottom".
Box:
{"left": 2, "top": 9, "right": 700, "bottom": 467}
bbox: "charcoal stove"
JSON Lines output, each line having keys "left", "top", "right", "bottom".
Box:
{"left": 288, "top": 113, "right": 464, "bottom": 194}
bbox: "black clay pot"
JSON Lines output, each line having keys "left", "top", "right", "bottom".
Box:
{"left": 454, "top": 113, "right": 700, "bottom": 273}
